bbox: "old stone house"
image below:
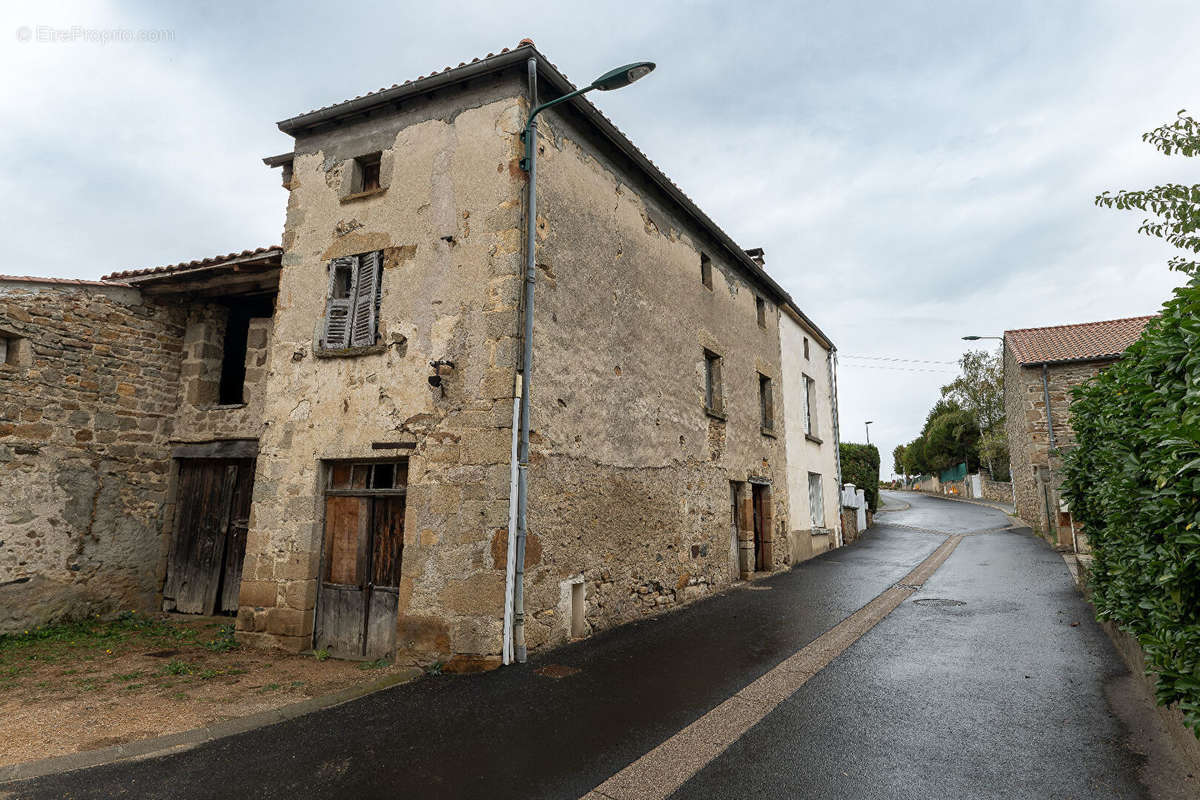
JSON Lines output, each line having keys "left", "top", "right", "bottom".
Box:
{"left": 1, "top": 41, "right": 841, "bottom": 667}
{"left": 1003, "top": 315, "right": 1151, "bottom": 548}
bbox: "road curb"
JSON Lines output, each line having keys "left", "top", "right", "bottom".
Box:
{"left": 0, "top": 667, "right": 424, "bottom": 786}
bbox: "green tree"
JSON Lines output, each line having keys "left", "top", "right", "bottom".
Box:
{"left": 892, "top": 443, "right": 907, "bottom": 477}
{"left": 840, "top": 443, "right": 881, "bottom": 510}
{"left": 941, "top": 348, "right": 1008, "bottom": 477}
{"left": 1062, "top": 109, "right": 1200, "bottom": 733}
{"left": 1095, "top": 110, "right": 1200, "bottom": 277}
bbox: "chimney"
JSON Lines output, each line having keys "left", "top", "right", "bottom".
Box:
{"left": 744, "top": 247, "right": 765, "bottom": 267}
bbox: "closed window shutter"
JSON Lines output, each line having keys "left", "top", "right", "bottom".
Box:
{"left": 322, "top": 256, "right": 356, "bottom": 350}
{"left": 801, "top": 376, "right": 811, "bottom": 435}
{"left": 808, "top": 473, "right": 824, "bottom": 528}
{"left": 350, "top": 251, "right": 382, "bottom": 347}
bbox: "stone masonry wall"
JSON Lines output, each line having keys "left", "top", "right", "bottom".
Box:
{"left": 1004, "top": 345, "right": 1112, "bottom": 539}
{"left": 173, "top": 303, "right": 272, "bottom": 443}
{"left": 513, "top": 95, "right": 793, "bottom": 650}
{"left": 236, "top": 73, "right": 528, "bottom": 662}
{"left": 0, "top": 281, "right": 184, "bottom": 632}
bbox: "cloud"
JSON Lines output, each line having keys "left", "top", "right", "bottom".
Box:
{"left": 2, "top": 0, "right": 1197, "bottom": 475}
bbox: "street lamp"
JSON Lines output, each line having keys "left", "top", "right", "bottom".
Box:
{"left": 865, "top": 420, "right": 873, "bottom": 445}
{"left": 511, "top": 57, "right": 656, "bottom": 664}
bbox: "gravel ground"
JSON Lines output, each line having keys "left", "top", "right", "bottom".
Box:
{"left": 0, "top": 613, "right": 409, "bottom": 767}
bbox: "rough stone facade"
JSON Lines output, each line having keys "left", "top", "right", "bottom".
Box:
{"left": 0, "top": 279, "right": 185, "bottom": 632}
{"left": 173, "top": 303, "right": 273, "bottom": 443}
{"left": 1004, "top": 346, "right": 1111, "bottom": 544}
{"left": 234, "top": 75, "right": 528, "bottom": 660}
{"left": 521, "top": 99, "right": 799, "bottom": 650}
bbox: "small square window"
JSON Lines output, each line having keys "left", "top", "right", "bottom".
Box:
{"left": 355, "top": 153, "right": 382, "bottom": 194}
{"left": 755, "top": 296, "right": 766, "bottom": 328}
{"left": 700, "top": 253, "right": 713, "bottom": 290}
{"left": 0, "top": 333, "right": 26, "bottom": 367}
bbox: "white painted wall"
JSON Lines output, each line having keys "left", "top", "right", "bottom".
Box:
{"left": 779, "top": 313, "right": 841, "bottom": 539}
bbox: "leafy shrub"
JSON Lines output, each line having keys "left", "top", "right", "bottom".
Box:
{"left": 1061, "top": 278, "right": 1200, "bottom": 734}
{"left": 840, "top": 442, "right": 880, "bottom": 510}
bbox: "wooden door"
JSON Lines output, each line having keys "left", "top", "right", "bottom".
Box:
{"left": 164, "top": 458, "right": 255, "bottom": 615}
{"left": 315, "top": 462, "right": 406, "bottom": 660}
{"left": 752, "top": 483, "right": 767, "bottom": 572}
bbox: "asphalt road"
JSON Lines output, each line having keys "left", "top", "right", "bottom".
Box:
{"left": 8, "top": 491, "right": 1192, "bottom": 799}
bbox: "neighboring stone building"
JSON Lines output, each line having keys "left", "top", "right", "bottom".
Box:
{"left": 1, "top": 41, "right": 842, "bottom": 667}
{"left": 1004, "top": 315, "right": 1151, "bottom": 547}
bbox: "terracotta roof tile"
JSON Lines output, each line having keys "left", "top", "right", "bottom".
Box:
{"left": 1005, "top": 316, "right": 1154, "bottom": 365}
{"left": 102, "top": 246, "right": 282, "bottom": 282}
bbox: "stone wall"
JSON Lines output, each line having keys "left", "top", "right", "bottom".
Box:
{"left": 518, "top": 91, "right": 794, "bottom": 650}
{"left": 979, "top": 473, "right": 1013, "bottom": 505}
{"left": 0, "top": 279, "right": 185, "bottom": 632}
{"left": 173, "top": 303, "right": 272, "bottom": 443}
{"left": 1004, "top": 346, "right": 1111, "bottom": 539}
{"left": 236, "top": 74, "right": 528, "bottom": 660}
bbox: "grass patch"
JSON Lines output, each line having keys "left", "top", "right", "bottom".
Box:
{"left": 161, "top": 660, "right": 194, "bottom": 676}
{"left": 357, "top": 658, "right": 390, "bottom": 671}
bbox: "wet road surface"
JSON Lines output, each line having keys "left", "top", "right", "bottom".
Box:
{"left": 7, "top": 491, "right": 1188, "bottom": 799}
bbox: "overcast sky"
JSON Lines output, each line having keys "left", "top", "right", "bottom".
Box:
{"left": 3, "top": 1, "right": 1197, "bottom": 476}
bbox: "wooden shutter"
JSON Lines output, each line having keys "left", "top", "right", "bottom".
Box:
{"left": 801, "top": 375, "right": 812, "bottom": 435}
{"left": 323, "top": 257, "right": 355, "bottom": 350}
{"left": 350, "top": 251, "right": 382, "bottom": 347}
{"left": 809, "top": 473, "right": 824, "bottom": 528}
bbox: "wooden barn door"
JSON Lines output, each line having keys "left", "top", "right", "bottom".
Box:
{"left": 315, "top": 462, "right": 406, "bottom": 660}
{"left": 164, "top": 458, "right": 255, "bottom": 615}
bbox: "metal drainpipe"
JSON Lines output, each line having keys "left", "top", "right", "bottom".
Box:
{"left": 511, "top": 55, "right": 538, "bottom": 663}
{"left": 828, "top": 348, "right": 843, "bottom": 545}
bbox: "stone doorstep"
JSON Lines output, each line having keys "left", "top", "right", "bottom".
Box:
{"left": 0, "top": 667, "right": 424, "bottom": 787}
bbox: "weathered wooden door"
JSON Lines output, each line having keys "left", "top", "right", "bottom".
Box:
{"left": 752, "top": 483, "right": 767, "bottom": 572}
{"left": 164, "top": 459, "right": 255, "bottom": 615}
{"left": 315, "top": 462, "right": 406, "bottom": 660}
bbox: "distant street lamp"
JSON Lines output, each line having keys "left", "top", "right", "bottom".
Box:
{"left": 865, "top": 420, "right": 873, "bottom": 445}
{"left": 510, "top": 56, "right": 656, "bottom": 664}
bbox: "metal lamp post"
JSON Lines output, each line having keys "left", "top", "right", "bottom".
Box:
{"left": 865, "top": 420, "right": 873, "bottom": 445}
{"left": 511, "top": 57, "right": 655, "bottom": 663}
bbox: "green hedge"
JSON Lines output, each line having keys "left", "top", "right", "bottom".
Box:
{"left": 1062, "top": 278, "right": 1200, "bottom": 734}
{"left": 840, "top": 443, "right": 880, "bottom": 510}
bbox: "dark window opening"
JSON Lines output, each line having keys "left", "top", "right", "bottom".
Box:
{"left": 756, "top": 296, "right": 767, "bottom": 328}
{"left": 356, "top": 153, "right": 382, "bottom": 193}
{"left": 704, "top": 349, "right": 723, "bottom": 414}
{"left": 803, "top": 337, "right": 810, "bottom": 359}
{"left": 218, "top": 295, "right": 274, "bottom": 406}
{"left": 331, "top": 261, "right": 353, "bottom": 299}
{"left": 0, "top": 335, "right": 20, "bottom": 366}
{"left": 701, "top": 253, "right": 713, "bottom": 290}
{"left": 759, "top": 373, "right": 774, "bottom": 431}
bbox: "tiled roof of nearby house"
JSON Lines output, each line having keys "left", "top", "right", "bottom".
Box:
{"left": 1006, "top": 316, "right": 1154, "bottom": 365}
{"left": 101, "top": 247, "right": 282, "bottom": 282}
{"left": 273, "top": 39, "right": 836, "bottom": 351}
{"left": 0, "top": 275, "right": 130, "bottom": 288}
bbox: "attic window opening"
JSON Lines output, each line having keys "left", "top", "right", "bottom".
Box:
{"left": 701, "top": 253, "right": 713, "bottom": 290}
{"left": 356, "top": 153, "right": 382, "bottom": 193}
{"left": 756, "top": 296, "right": 766, "bottom": 328}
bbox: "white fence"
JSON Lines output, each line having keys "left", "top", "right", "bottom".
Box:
{"left": 842, "top": 483, "right": 867, "bottom": 532}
